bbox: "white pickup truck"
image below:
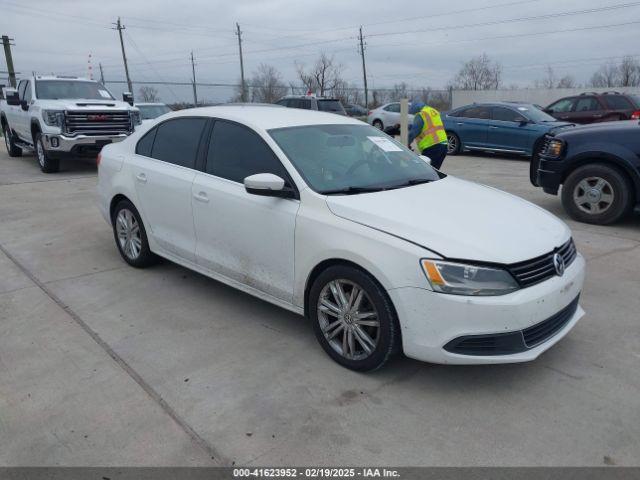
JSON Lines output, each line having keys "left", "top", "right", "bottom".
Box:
{"left": 1, "top": 75, "right": 141, "bottom": 173}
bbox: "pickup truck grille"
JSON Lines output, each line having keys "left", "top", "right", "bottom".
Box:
{"left": 64, "top": 111, "right": 132, "bottom": 136}
{"left": 508, "top": 238, "right": 577, "bottom": 288}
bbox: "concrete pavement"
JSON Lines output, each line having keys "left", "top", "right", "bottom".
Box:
{"left": 0, "top": 149, "right": 638, "bottom": 466}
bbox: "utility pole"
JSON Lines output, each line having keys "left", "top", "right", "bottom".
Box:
{"left": 358, "top": 26, "right": 368, "bottom": 109}
{"left": 190, "top": 51, "right": 198, "bottom": 107}
{"left": 2, "top": 35, "right": 16, "bottom": 88}
{"left": 235, "top": 22, "right": 246, "bottom": 102}
{"left": 113, "top": 18, "right": 133, "bottom": 93}
{"left": 99, "top": 63, "right": 105, "bottom": 84}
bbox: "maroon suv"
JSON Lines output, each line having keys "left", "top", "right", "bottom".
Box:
{"left": 544, "top": 91, "right": 640, "bottom": 124}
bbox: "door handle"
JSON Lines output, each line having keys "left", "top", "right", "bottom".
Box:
{"left": 489, "top": 126, "right": 498, "bottom": 129}
{"left": 193, "top": 191, "right": 209, "bottom": 203}
{"left": 136, "top": 173, "right": 147, "bottom": 183}
{"left": 456, "top": 122, "right": 464, "bottom": 126}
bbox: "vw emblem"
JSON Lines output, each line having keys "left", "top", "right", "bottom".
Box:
{"left": 553, "top": 253, "right": 565, "bottom": 277}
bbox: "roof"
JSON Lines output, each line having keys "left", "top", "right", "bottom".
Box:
{"left": 134, "top": 102, "right": 168, "bottom": 106}
{"left": 167, "top": 105, "right": 361, "bottom": 130}
{"left": 33, "top": 75, "right": 95, "bottom": 82}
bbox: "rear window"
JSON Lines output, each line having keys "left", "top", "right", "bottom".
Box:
{"left": 628, "top": 95, "right": 640, "bottom": 108}
{"left": 317, "top": 99, "right": 345, "bottom": 114}
{"left": 603, "top": 95, "right": 633, "bottom": 110}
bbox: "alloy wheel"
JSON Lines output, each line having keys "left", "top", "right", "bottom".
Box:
{"left": 573, "top": 176, "right": 615, "bottom": 215}
{"left": 4, "top": 130, "right": 10, "bottom": 153}
{"left": 317, "top": 279, "right": 380, "bottom": 361}
{"left": 116, "top": 208, "right": 142, "bottom": 260}
{"left": 446, "top": 133, "right": 458, "bottom": 154}
{"left": 36, "top": 140, "right": 46, "bottom": 168}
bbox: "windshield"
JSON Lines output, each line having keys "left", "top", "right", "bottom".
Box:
{"left": 630, "top": 95, "right": 640, "bottom": 108}
{"left": 317, "top": 99, "right": 346, "bottom": 114}
{"left": 269, "top": 124, "right": 442, "bottom": 194}
{"left": 517, "top": 105, "right": 558, "bottom": 122}
{"left": 35, "top": 80, "right": 114, "bottom": 100}
{"left": 137, "top": 104, "right": 171, "bottom": 119}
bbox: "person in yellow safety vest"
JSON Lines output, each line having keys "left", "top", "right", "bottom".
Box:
{"left": 407, "top": 102, "right": 448, "bottom": 169}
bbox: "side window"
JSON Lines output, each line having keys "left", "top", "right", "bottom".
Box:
{"left": 603, "top": 95, "right": 632, "bottom": 110}
{"left": 548, "top": 98, "right": 575, "bottom": 113}
{"left": 550, "top": 98, "right": 570, "bottom": 112}
{"left": 150, "top": 118, "right": 207, "bottom": 169}
{"left": 384, "top": 103, "right": 400, "bottom": 113}
{"left": 17, "top": 80, "right": 26, "bottom": 99}
{"left": 206, "top": 120, "right": 290, "bottom": 184}
{"left": 492, "top": 107, "right": 525, "bottom": 122}
{"left": 276, "top": 99, "right": 288, "bottom": 106}
{"left": 135, "top": 127, "right": 157, "bottom": 157}
{"left": 22, "top": 81, "right": 32, "bottom": 102}
{"left": 574, "top": 97, "right": 602, "bottom": 112}
{"left": 460, "top": 106, "right": 490, "bottom": 119}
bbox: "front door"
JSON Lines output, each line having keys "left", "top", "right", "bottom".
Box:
{"left": 130, "top": 117, "right": 208, "bottom": 262}
{"left": 192, "top": 119, "right": 299, "bottom": 302}
{"left": 487, "top": 106, "right": 533, "bottom": 153}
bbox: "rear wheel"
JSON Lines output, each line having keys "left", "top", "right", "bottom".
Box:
{"left": 446, "top": 132, "right": 461, "bottom": 155}
{"left": 3, "top": 125, "right": 22, "bottom": 157}
{"left": 112, "top": 200, "right": 158, "bottom": 268}
{"left": 309, "top": 265, "right": 399, "bottom": 372}
{"left": 35, "top": 133, "right": 59, "bottom": 173}
{"left": 373, "top": 119, "right": 384, "bottom": 130}
{"left": 561, "top": 163, "right": 633, "bottom": 225}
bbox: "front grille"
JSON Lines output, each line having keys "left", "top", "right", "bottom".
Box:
{"left": 64, "top": 110, "right": 132, "bottom": 136}
{"left": 444, "top": 295, "right": 580, "bottom": 356}
{"left": 539, "top": 134, "right": 553, "bottom": 156}
{"left": 508, "top": 238, "right": 577, "bottom": 288}
{"left": 522, "top": 295, "right": 580, "bottom": 348}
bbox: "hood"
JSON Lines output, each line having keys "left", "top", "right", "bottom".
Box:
{"left": 554, "top": 119, "right": 639, "bottom": 137}
{"left": 325, "top": 176, "right": 570, "bottom": 264}
{"left": 545, "top": 121, "right": 573, "bottom": 130}
{"left": 37, "top": 99, "right": 135, "bottom": 111}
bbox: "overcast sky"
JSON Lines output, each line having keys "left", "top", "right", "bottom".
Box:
{"left": 1, "top": 0, "right": 638, "bottom": 103}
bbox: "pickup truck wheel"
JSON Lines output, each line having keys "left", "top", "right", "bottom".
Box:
{"left": 561, "top": 163, "right": 633, "bottom": 225}
{"left": 35, "top": 133, "right": 59, "bottom": 173}
{"left": 3, "top": 126, "right": 22, "bottom": 157}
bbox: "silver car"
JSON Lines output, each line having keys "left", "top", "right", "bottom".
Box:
{"left": 367, "top": 102, "right": 414, "bottom": 132}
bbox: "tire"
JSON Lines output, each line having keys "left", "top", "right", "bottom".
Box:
{"left": 561, "top": 163, "right": 634, "bottom": 225}
{"left": 446, "top": 132, "right": 461, "bottom": 155}
{"left": 373, "top": 119, "right": 384, "bottom": 130}
{"left": 35, "top": 132, "right": 60, "bottom": 173}
{"left": 309, "top": 265, "right": 399, "bottom": 372}
{"left": 3, "top": 125, "right": 22, "bottom": 157}
{"left": 111, "top": 200, "right": 158, "bottom": 268}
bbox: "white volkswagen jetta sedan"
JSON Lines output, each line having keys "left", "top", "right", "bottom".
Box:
{"left": 97, "top": 105, "right": 585, "bottom": 371}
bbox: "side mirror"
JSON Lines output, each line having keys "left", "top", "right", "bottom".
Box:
{"left": 5, "top": 89, "right": 20, "bottom": 106}
{"left": 20, "top": 100, "right": 29, "bottom": 111}
{"left": 244, "top": 173, "right": 295, "bottom": 198}
{"left": 419, "top": 155, "right": 432, "bottom": 165}
{"left": 518, "top": 118, "right": 530, "bottom": 126}
{"left": 544, "top": 108, "right": 553, "bottom": 114}
{"left": 122, "top": 92, "right": 134, "bottom": 106}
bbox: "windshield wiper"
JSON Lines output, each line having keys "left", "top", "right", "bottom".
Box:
{"left": 321, "top": 186, "right": 387, "bottom": 195}
{"left": 387, "top": 178, "right": 435, "bottom": 189}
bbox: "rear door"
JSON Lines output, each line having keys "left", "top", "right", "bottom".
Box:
{"left": 571, "top": 96, "right": 605, "bottom": 124}
{"left": 451, "top": 106, "right": 490, "bottom": 147}
{"left": 192, "top": 119, "right": 299, "bottom": 302}
{"left": 130, "top": 117, "right": 208, "bottom": 262}
{"left": 487, "top": 106, "right": 532, "bottom": 153}
{"left": 602, "top": 95, "right": 635, "bottom": 120}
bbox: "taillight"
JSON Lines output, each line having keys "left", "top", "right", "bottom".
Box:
{"left": 368, "top": 110, "right": 373, "bottom": 116}
{"left": 96, "top": 153, "right": 102, "bottom": 167}
{"left": 631, "top": 111, "right": 640, "bottom": 120}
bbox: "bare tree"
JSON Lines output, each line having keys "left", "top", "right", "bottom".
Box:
{"left": 590, "top": 62, "right": 620, "bottom": 87}
{"left": 249, "top": 63, "right": 288, "bottom": 103}
{"left": 556, "top": 75, "right": 577, "bottom": 88}
{"left": 535, "top": 66, "right": 556, "bottom": 89}
{"left": 618, "top": 56, "right": 640, "bottom": 87}
{"left": 451, "top": 53, "right": 502, "bottom": 90}
{"left": 296, "top": 53, "right": 344, "bottom": 97}
{"left": 139, "top": 86, "right": 160, "bottom": 102}
{"left": 332, "top": 80, "right": 363, "bottom": 106}
{"left": 388, "top": 82, "right": 409, "bottom": 102}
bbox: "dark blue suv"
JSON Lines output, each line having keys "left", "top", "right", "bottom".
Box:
{"left": 443, "top": 102, "right": 572, "bottom": 157}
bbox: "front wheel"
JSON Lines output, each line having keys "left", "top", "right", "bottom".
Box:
{"left": 309, "top": 265, "right": 399, "bottom": 371}
{"left": 446, "top": 132, "right": 461, "bottom": 155}
{"left": 35, "top": 133, "right": 59, "bottom": 173}
{"left": 561, "top": 163, "right": 633, "bottom": 225}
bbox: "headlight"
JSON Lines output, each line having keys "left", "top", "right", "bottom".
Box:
{"left": 545, "top": 139, "right": 564, "bottom": 158}
{"left": 42, "top": 110, "right": 65, "bottom": 127}
{"left": 131, "top": 110, "right": 142, "bottom": 126}
{"left": 421, "top": 259, "right": 519, "bottom": 296}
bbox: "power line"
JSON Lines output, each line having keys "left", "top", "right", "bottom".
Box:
{"left": 367, "top": 1, "right": 640, "bottom": 38}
